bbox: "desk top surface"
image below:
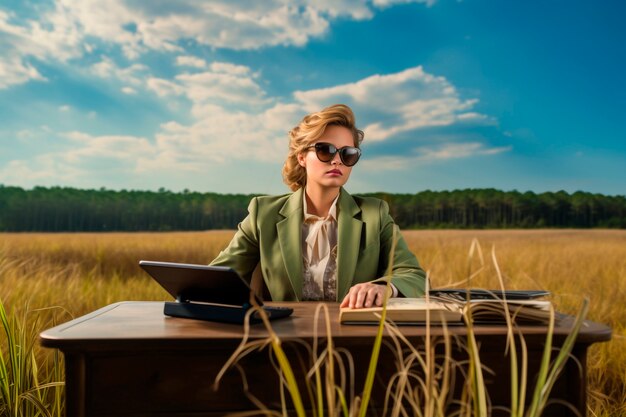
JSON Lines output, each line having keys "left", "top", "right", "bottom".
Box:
{"left": 40, "top": 301, "right": 612, "bottom": 351}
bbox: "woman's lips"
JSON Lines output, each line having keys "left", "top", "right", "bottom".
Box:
{"left": 326, "top": 169, "right": 342, "bottom": 176}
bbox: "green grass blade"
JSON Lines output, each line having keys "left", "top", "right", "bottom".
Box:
{"left": 357, "top": 226, "right": 398, "bottom": 417}
{"left": 526, "top": 299, "right": 589, "bottom": 417}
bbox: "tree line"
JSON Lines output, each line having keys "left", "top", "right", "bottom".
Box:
{"left": 0, "top": 185, "right": 624, "bottom": 232}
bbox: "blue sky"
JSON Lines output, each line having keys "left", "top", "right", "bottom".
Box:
{"left": 1, "top": 0, "right": 624, "bottom": 195}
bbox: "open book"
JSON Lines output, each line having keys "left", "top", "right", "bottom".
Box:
{"left": 339, "top": 296, "right": 553, "bottom": 325}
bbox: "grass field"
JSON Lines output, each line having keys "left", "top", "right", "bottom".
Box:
{"left": 1, "top": 230, "right": 624, "bottom": 416}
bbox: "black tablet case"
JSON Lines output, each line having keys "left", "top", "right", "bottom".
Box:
{"left": 139, "top": 260, "right": 292, "bottom": 324}
{"left": 429, "top": 288, "right": 550, "bottom": 301}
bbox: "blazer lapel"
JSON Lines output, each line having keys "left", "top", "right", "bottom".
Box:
{"left": 336, "top": 188, "right": 363, "bottom": 300}
{"left": 277, "top": 188, "right": 304, "bottom": 300}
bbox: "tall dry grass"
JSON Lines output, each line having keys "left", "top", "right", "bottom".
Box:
{"left": 0, "top": 230, "right": 624, "bottom": 416}
{"left": 402, "top": 229, "right": 626, "bottom": 417}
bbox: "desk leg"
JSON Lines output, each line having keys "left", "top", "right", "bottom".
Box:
{"left": 571, "top": 346, "right": 588, "bottom": 416}
{"left": 65, "top": 353, "right": 86, "bottom": 417}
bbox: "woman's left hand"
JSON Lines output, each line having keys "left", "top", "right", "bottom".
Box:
{"left": 340, "top": 282, "right": 391, "bottom": 309}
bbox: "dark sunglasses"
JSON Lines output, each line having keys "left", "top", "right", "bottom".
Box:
{"left": 305, "top": 142, "right": 362, "bottom": 167}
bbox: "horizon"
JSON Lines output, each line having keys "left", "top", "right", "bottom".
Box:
{"left": 1, "top": 1, "right": 625, "bottom": 196}
{"left": 2, "top": 182, "right": 624, "bottom": 198}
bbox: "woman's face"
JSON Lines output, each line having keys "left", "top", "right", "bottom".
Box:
{"left": 297, "top": 125, "right": 357, "bottom": 192}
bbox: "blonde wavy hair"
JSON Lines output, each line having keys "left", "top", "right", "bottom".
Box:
{"left": 282, "top": 104, "right": 364, "bottom": 191}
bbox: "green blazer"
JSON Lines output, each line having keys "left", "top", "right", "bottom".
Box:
{"left": 210, "top": 187, "right": 426, "bottom": 301}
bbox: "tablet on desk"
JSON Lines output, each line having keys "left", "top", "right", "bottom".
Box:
{"left": 139, "top": 260, "right": 293, "bottom": 324}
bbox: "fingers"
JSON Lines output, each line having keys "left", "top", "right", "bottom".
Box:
{"left": 340, "top": 283, "right": 389, "bottom": 309}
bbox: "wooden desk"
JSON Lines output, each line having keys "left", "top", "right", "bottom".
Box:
{"left": 40, "top": 302, "right": 611, "bottom": 417}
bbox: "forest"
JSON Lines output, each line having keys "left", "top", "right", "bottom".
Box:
{"left": 0, "top": 184, "right": 624, "bottom": 231}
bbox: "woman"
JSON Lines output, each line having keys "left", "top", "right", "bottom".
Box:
{"left": 211, "top": 104, "right": 426, "bottom": 309}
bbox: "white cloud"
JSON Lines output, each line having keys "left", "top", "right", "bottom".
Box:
{"left": 0, "top": 156, "right": 86, "bottom": 187}
{"left": 294, "top": 66, "right": 487, "bottom": 141}
{"left": 0, "top": 131, "right": 158, "bottom": 187}
{"left": 373, "top": 0, "right": 435, "bottom": 7}
{"left": 209, "top": 61, "right": 254, "bottom": 76}
{"left": 45, "top": 1, "right": 145, "bottom": 59}
{"left": 0, "top": 6, "right": 82, "bottom": 61}
{"left": 176, "top": 55, "right": 207, "bottom": 68}
{"left": 413, "top": 142, "right": 512, "bottom": 160}
{"left": 58, "top": 105, "right": 71, "bottom": 112}
{"left": 0, "top": 53, "right": 46, "bottom": 88}
{"left": 146, "top": 77, "right": 185, "bottom": 97}
{"left": 86, "top": 55, "right": 265, "bottom": 108}
{"left": 61, "top": 131, "right": 154, "bottom": 162}
{"left": 90, "top": 55, "right": 148, "bottom": 85}
{"left": 0, "top": 5, "right": 84, "bottom": 89}
{"left": 0, "top": 1, "right": 435, "bottom": 89}
{"left": 127, "top": 1, "right": 334, "bottom": 51}
{"left": 142, "top": 61, "right": 267, "bottom": 111}
{"left": 361, "top": 142, "right": 512, "bottom": 171}
{"left": 143, "top": 104, "right": 294, "bottom": 172}
{"left": 176, "top": 70, "right": 269, "bottom": 109}
{"left": 457, "top": 112, "right": 488, "bottom": 121}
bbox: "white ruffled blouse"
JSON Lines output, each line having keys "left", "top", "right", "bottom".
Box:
{"left": 301, "top": 194, "right": 339, "bottom": 301}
